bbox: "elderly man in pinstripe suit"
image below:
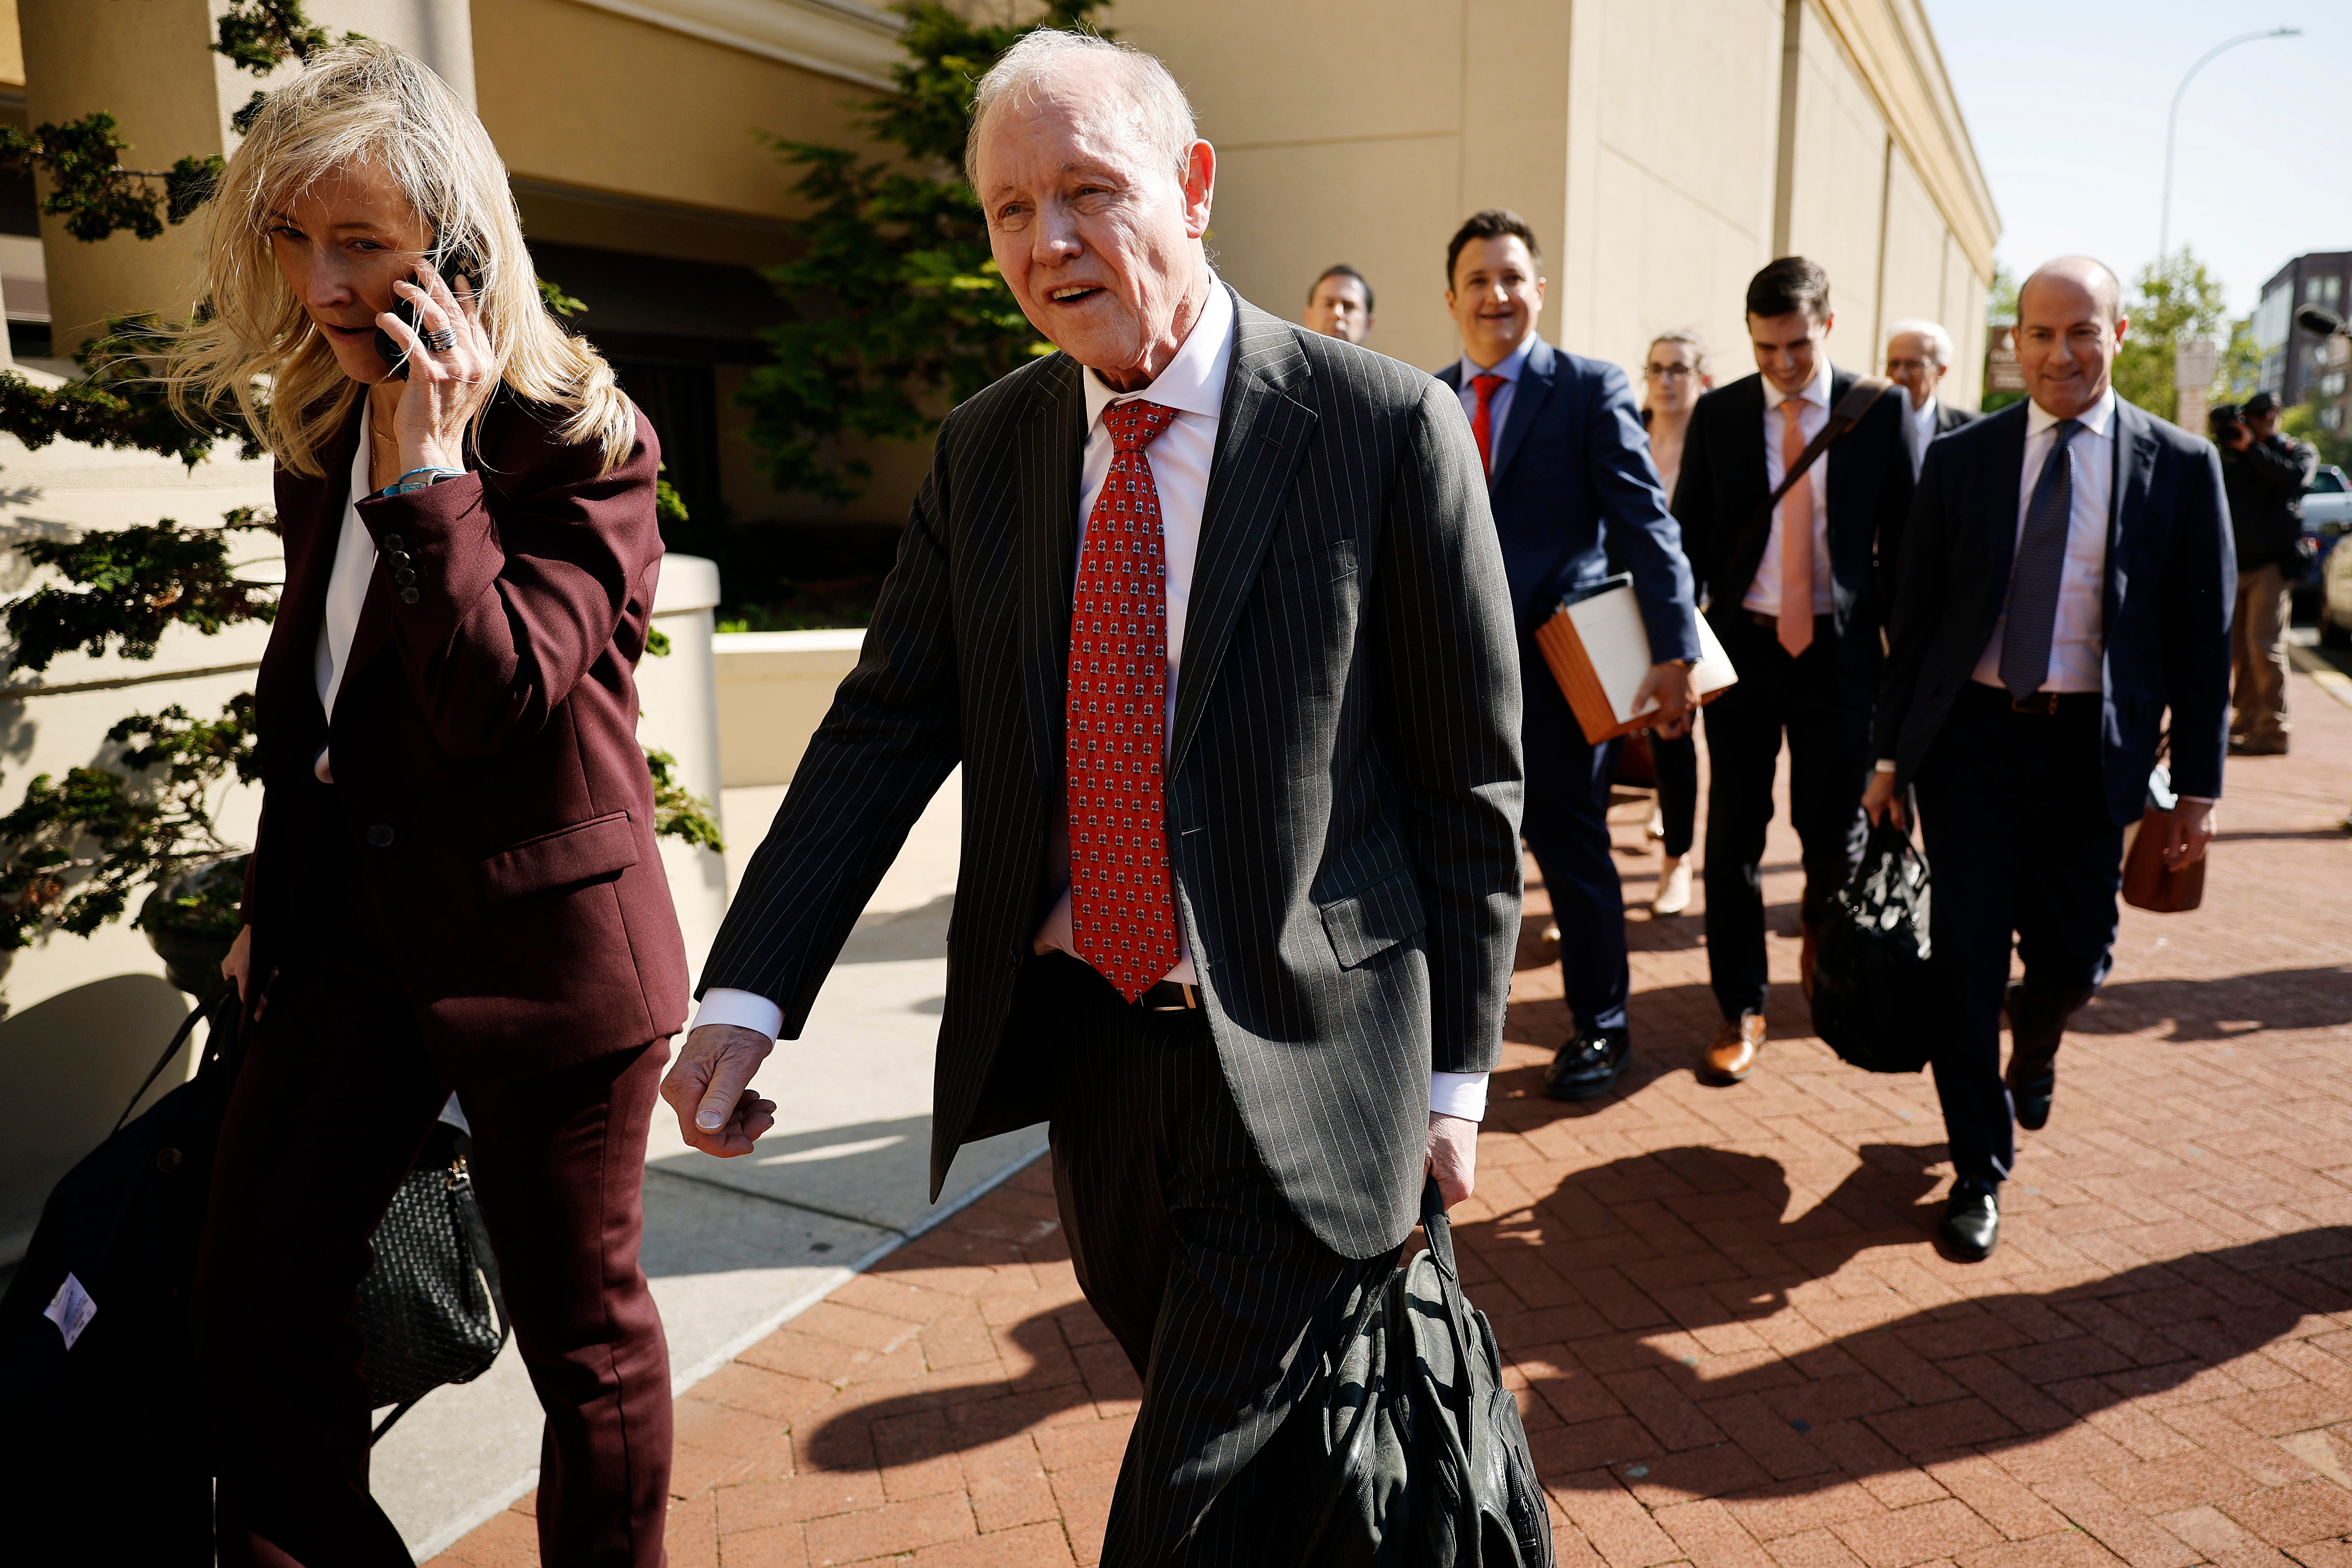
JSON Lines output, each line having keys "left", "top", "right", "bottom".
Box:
{"left": 661, "top": 28, "right": 1524, "bottom": 1565}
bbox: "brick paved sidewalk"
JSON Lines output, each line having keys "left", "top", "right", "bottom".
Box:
{"left": 433, "top": 669, "right": 2352, "bottom": 1568}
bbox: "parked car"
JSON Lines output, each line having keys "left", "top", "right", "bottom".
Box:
{"left": 2300, "top": 465, "right": 2352, "bottom": 614}
{"left": 2322, "top": 505, "right": 2352, "bottom": 646}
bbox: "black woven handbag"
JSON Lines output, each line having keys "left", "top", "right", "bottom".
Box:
{"left": 358, "top": 1116, "right": 510, "bottom": 1441}
{"left": 1283, "top": 1177, "right": 1556, "bottom": 1566}
{"left": 1811, "top": 819, "right": 1934, "bottom": 1073}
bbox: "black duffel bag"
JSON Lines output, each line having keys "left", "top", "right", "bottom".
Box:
{"left": 1286, "top": 1177, "right": 1556, "bottom": 1566}
{"left": 1811, "top": 818, "right": 1934, "bottom": 1073}
{"left": 0, "top": 986, "right": 244, "bottom": 1564}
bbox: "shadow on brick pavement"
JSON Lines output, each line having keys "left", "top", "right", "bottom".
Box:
{"left": 433, "top": 670, "right": 2352, "bottom": 1566}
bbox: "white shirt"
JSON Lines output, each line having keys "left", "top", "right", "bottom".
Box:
{"left": 1970, "top": 387, "right": 2114, "bottom": 695}
{"left": 1906, "top": 396, "right": 1939, "bottom": 479}
{"left": 694, "top": 279, "right": 1488, "bottom": 1120}
{"left": 1743, "top": 361, "right": 1836, "bottom": 618}
{"left": 311, "top": 404, "right": 380, "bottom": 781}
{"left": 1452, "top": 334, "right": 1536, "bottom": 475}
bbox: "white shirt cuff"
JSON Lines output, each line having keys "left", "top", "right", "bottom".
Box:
{"left": 691, "top": 987, "right": 784, "bottom": 1043}
{"left": 1430, "top": 1070, "right": 1489, "bottom": 1121}
{"left": 1874, "top": 759, "right": 1897, "bottom": 773}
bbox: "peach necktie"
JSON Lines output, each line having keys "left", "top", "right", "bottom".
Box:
{"left": 1777, "top": 399, "right": 1815, "bottom": 658}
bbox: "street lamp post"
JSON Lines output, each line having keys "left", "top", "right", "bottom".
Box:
{"left": 2160, "top": 27, "right": 2301, "bottom": 264}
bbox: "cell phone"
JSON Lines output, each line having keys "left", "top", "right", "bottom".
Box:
{"left": 374, "top": 236, "right": 483, "bottom": 380}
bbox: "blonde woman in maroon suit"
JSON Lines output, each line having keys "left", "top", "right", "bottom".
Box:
{"left": 169, "top": 43, "right": 689, "bottom": 1566}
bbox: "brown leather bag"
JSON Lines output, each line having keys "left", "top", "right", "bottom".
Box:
{"left": 2121, "top": 734, "right": 2207, "bottom": 913}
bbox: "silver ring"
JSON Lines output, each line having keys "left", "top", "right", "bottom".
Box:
{"left": 422, "top": 327, "right": 456, "bottom": 352}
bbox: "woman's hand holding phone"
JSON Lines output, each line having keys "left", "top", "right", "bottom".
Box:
{"left": 375, "top": 258, "right": 497, "bottom": 479}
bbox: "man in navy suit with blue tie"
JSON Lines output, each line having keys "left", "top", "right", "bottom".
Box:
{"left": 1865, "top": 257, "right": 2231, "bottom": 1261}
{"left": 1434, "top": 209, "right": 1702, "bottom": 1100}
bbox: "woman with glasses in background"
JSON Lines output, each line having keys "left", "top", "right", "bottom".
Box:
{"left": 1638, "top": 330, "right": 1712, "bottom": 915}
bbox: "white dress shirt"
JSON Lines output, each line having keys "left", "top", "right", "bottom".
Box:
{"left": 1970, "top": 387, "right": 2114, "bottom": 695}
{"left": 1452, "top": 333, "right": 1536, "bottom": 475}
{"left": 311, "top": 405, "right": 380, "bottom": 782}
{"left": 1743, "top": 361, "right": 1836, "bottom": 617}
{"left": 1906, "top": 396, "right": 1939, "bottom": 479}
{"left": 694, "top": 279, "right": 1488, "bottom": 1120}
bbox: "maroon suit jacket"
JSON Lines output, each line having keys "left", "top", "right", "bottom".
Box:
{"left": 243, "top": 394, "right": 690, "bottom": 1083}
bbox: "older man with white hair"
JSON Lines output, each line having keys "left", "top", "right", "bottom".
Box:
{"left": 663, "top": 27, "right": 1524, "bottom": 1562}
{"left": 1884, "top": 318, "right": 1977, "bottom": 478}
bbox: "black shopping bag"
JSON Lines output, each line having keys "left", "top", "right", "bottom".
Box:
{"left": 1811, "top": 819, "right": 1933, "bottom": 1073}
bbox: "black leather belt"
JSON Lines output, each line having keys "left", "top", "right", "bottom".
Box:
{"left": 1138, "top": 980, "right": 1202, "bottom": 1012}
{"left": 1964, "top": 683, "right": 2099, "bottom": 717}
{"left": 1745, "top": 610, "right": 1835, "bottom": 635}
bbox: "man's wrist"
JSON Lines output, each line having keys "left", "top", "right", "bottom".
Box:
{"left": 1430, "top": 1070, "right": 1489, "bottom": 1121}
{"left": 691, "top": 987, "right": 784, "bottom": 1042}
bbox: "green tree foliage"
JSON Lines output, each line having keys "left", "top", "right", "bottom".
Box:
{"left": 736, "top": 0, "right": 1104, "bottom": 504}
{"left": 0, "top": 697, "right": 259, "bottom": 948}
{"left": 2218, "top": 314, "right": 2263, "bottom": 403}
{"left": 2281, "top": 399, "right": 2352, "bottom": 472}
{"left": 2111, "top": 249, "right": 2230, "bottom": 423}
{"left": 0, "top": 1, "right": 330, "bottom": 246}
{"left": 0, "top": 312, "right": 264, "bottom": 467}
{"left": 5, "top": 513, "right": 279, "bottom": 670}
{"left": 646, "top": 748, "right": 723, "bottom": 852}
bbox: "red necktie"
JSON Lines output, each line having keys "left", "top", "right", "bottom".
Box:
{"left": 1066, "top": 400, "right": 1182, "bottom": 1003}
{"left": 1471, "top": 373, "right": 1505, "bottom": 478}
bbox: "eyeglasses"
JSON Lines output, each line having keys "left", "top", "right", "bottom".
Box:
{"left": 1645, "top": 364, "right": 1696, "bottom": 380}
{"left": 1885, "top": 358, "right": 1940, "bottom": 374}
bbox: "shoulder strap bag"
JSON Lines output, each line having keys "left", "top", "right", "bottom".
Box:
{"left": 1723, "top": 375, "right": 1896, "bottom": 601}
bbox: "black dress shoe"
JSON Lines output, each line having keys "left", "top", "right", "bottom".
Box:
{"left": 1939, "top": 1178, "right": 2001, "bottom": 1261}
{"left": 2008, "top": 1062, "right": 2056, "bottom": 1132}
{"left": 1544, "top": 1030, "right": 1631, "bottom": 1101}
{"left": 2004, "top": 982, "right": 2070, "bottom": 1132}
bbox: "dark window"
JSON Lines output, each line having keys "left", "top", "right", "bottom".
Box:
{"left": 609, "top": 358, "right": 720, "bottom": 525}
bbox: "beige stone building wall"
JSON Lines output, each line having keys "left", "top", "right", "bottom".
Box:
{"left": 1110, "top": 0, "right": 1996, "bottom": 404}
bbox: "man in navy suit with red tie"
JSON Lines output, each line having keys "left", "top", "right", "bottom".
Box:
{"left": 1434, "top": 208, "right": 1704, "bottom": 1101}
{"left": 1866, "top": 257, "right": 2231, "bottom": 1261}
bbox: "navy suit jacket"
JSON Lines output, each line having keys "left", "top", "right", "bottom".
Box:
{"left": 1873, "top": 396, "right": 2235, "bottom": 825}
{"left": 1672, "top": 367, "right": 1913, "bottom": 754}
{"left": 1435, "top": 338, "right": 1700, "bottom": 665}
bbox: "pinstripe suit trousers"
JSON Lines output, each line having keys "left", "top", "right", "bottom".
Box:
{"left": 1039, "top": 954, "right": 1393, "bottom": 1565}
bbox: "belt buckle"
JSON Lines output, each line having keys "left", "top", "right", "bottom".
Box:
{"left": 1141, "top": 981, "right": 1199, "bottom": 1013}
{"left": 2010, "top": 691, "right": 2058, "bottom": 716}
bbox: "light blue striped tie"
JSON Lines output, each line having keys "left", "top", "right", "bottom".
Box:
{"left": 1999, "top": 418, "right": 2082, "bottom": 699}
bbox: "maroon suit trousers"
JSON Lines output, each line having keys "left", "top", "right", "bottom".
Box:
{"left": 192, "top": 953, "right": 673, "bottom": 1567}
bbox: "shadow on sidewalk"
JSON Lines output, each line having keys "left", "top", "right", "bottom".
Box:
{"left": 1452, "top": 1143, "right": 2352, "bottom": 1497}
{"left": 784, "top": 1136, "right": 2352, "bottom": 1506}
{"left": 2065, "top": 965, "right": 2352, "bottom": 1041}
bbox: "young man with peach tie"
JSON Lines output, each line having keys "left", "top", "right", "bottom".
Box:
{"left": 1672, "top": 257, "right": 1913, "bottom": 1086}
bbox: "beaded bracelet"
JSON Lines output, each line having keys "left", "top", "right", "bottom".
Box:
{"left": 381, "top": 466, "right": 466, "bottom": 498}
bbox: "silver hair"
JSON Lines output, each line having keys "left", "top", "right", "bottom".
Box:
{"left": 1886, "top": 318, "right": 1955, "bottom": 367}
{"left": 964, "top": 28, "right": 1199, "bottom": 190}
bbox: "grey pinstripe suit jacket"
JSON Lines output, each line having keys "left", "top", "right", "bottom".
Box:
{"left": 700, "top": 288, "right": 1524, "bottom": 1260}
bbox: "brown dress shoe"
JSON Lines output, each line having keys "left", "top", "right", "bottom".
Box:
{"left": 1799, "top": 921, "right": 1821, "bottom": 1000}
{"left": 1702, "top": 1011, "right": 1764, "bottom": 1085}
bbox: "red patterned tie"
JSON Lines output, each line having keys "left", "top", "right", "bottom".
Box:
{"left": 1471, "top": 373, "right": 1505, "bottom": 477}
{"left": 1067, "top": 399, "right": 1182, "bottom": 1003}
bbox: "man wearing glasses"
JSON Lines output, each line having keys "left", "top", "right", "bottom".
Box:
{"left": 1884, "top": 319, "right": 1977, "bottom": 479}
